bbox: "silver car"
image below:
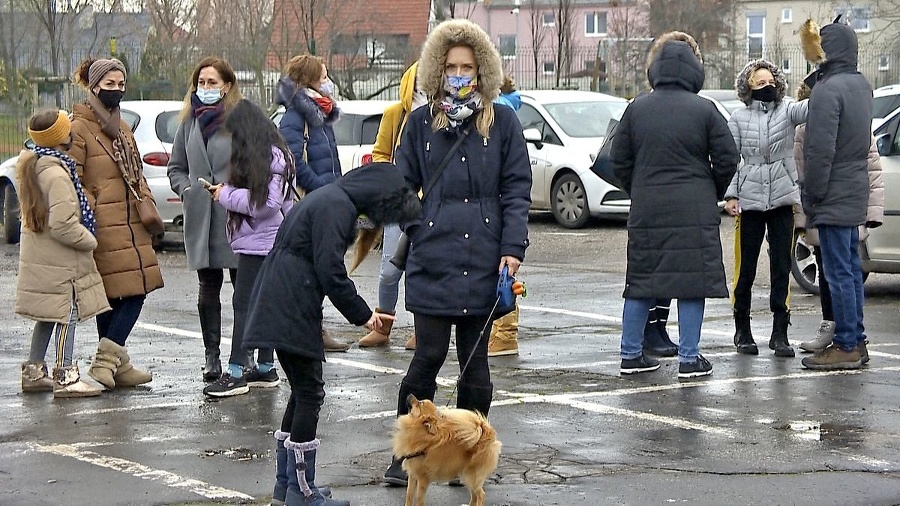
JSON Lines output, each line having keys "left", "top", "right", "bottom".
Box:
{"left": 0, "top": 100, "right": 184, "bottom": 244}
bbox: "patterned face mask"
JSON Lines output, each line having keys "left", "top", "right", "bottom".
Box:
{"left": 444, "top": 75, "right": 477, "bottom": 99}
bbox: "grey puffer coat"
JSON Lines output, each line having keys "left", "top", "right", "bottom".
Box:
{"left": 725, "top": 98, "right": 808, "bottom": 210}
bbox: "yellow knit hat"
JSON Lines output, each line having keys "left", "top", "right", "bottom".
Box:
{"left": 27, "top": 110, "right": 71, "bottom": 148}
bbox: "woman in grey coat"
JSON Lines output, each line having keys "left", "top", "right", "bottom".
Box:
{"left": 723, "top": 59, "right": 808, "bottom": 358}
{"left": 167, "top": 56, "right": 241, "bottom": 382}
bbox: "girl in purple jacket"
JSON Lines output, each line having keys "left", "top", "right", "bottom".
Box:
{"left": 204, "top": 99, "right": 296, "bottom": 397}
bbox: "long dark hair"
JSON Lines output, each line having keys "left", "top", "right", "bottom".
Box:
{"left": 224, "top": 100, "right": 295, "bottom": 235}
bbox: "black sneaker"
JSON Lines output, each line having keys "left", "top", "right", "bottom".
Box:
{"left": 620, "top": 354, "right": 660, "bottom": 375}
{"left": 203, "top": 374, "right": 249, "bottom": 397}
{"left": 245, "top": 368, "right": 280, "bottom": 388}
{"left": 678, "top": 355, "right": 713, "bottom": 379}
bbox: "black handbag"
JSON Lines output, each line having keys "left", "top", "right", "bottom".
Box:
{"left": 390, "top": 129, "right": 470, "bottom": 270}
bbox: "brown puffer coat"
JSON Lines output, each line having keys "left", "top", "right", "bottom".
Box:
{"left": 15, "top": 155, "right": 111, "bottom": 322}
{"left": 69, "top": 103, "right": 164, "bottom": 298}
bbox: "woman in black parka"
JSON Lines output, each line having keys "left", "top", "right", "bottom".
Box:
{"left": 611, "top": 33, "right": 739, "bottom": 379}
{"left": 381, "top": 18, "right": 532, "bottom": 486}
{"left": 242, "top": 163, "right": 420, "bottom": 506}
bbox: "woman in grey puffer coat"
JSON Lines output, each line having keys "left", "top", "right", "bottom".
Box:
{"left": 724, "top": 59, "right": 808, "bottom": 358}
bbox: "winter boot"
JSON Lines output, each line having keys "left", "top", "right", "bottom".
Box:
{"left": 322, "top": 326, "right": 350, "bottom": 353}
{"left": 21, "top": 361, "right": 54, "bottom": 393}
{"left": 198, "top": 302, "right": 222, "bottom": 381}
{"left": 88, "top": 338, "right": 121, "bottom": 389}
{"left": 383, "top": 455, "right": 408, "bottom": 487}
{"left": 273, "top": 431, "right": 332, "bottom": 506}
{"left": 404, "top": 335, "right": 416, "bottom": 350}
{"left": 769, "top": 311, "right": 795, "bottom": 357}
{"left": 284, "top": 438, "right": 349, "bottom": 506}
{"left": 99, "top": 338, "right": 152, "bottom": 387}
{"left": 358, "top": 308, "right": 393, "bottom": 347}
{"left": 799, "top": 320, "right": 835, "bottom": 353}
{"left": 488, "top": 305, "right": 519, "bottom": 356}
{"left": 52, "top": 364, "right": 102, "bottom": 398}
{"left": 642, "top": 306, "right": 678, "bottom": 357}
{"left": 733, "top": 311, "right": 758, "bottom": 355}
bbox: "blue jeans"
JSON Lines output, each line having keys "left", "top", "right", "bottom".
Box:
{"left": 96, "top": 295, "right": 146, "bottom": 346}
{"left": 621, "top": 297, "right": 705, "bottom": 363}
{"left": 377, "top": 224, "right": 404, "bottom": 312}
{"left": 817, "top": 225, "right": 865, "bottom": 351}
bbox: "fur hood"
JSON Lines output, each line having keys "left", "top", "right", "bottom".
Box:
{"left": 416, "top": 19, "right": 503, "bottom": 102}
{"left": 800, "top": 18, "right": 858, "bottom": 68}
{"left": 800, "top": 19, "right": 825, "bottom": 65}
{"left": 735, "top": 59, "right": 787, "bottom": 105}
{"left": 645, "top": 31, "right": 703, "bottom": 88}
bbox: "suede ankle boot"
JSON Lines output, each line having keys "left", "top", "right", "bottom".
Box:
{"left": 322, "top": 326, "right": 350, "bottom": 352}
{"left": 358, "top": 308, "right": 393, "bottom": 347}
{"left": 21, "top": 361, "right": 54, "bottom": 393}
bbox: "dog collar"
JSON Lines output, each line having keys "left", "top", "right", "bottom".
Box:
{"left": 401, "top": 450, "right": 427, "bottom": 460}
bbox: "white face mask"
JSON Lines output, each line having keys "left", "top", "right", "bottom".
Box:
{"left": 196, "top": 87, "right": 223, "bottom": 105}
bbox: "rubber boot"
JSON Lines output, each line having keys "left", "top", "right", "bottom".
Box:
{"left": 274, "top": 431, "right": 331, "bottom": 505}
{"left": 21, "top": 361, "right": 54, "bottom": 393}
{"left": 284, "top": 438, "right": 349, "bottom": 506}
{"left": 456, "top": 382, "right": 494, "bottom": 417}
{"left": 769, "top": 311, "right": 795, "bottom": 357}
{"left": 88, "top": 338, "right": 121, "bottom": 389}
{"left": 52, "top": 364, "right": 102, "bottom": 398}
{"left": 642, "top": 306, "right": 677, "bottom": 357}
{"left": 733, "top": 311, "right": 758, "bottom": 355}
{"left": 107, "top": 338, "right": 152, "bottom": 387}
{"left": 358, "top": 308, "right": 393, "bottom": 347}
{"left": 198, "top": 302, "right": 222, "bottom": 381}
{"left": 322, "top": 326, "right": 350, "bottom": 352}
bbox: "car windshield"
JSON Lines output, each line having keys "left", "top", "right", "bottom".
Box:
{"left": 543, "top": 101, "right": 627, "bottom": 138}
{"left": 332, "top": 114, "right": 383, "bottom": 145}
{"left": 873, "top": 94, "right": 900, "bottom": 119}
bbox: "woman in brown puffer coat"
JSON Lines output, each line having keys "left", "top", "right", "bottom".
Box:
{"left": 69, "top": 57, "right": 164, "bottom": 389}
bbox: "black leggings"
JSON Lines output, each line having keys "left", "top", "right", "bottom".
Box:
{"left": 732, "top": 206, "right": 795, "bottom": 315}
{"left": 813, "top": 246, "right": 834, "bottom": 321}
{"left": 198, "top": 268, "right": 237, "bottom": 307}
{"left": 277, "top": 349, "right": 325, "bottom": 443}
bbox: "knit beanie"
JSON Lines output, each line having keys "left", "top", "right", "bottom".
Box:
{"left": 27, "top": 111, "right": 71, "bottom": 148}
{"left": 88, "top": 58, "right": 127, "bottom": 90}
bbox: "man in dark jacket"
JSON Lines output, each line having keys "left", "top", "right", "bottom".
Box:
{"left": 800, "top": 21, "right": 873, "bottom": 370}
{"left": 611, "top": 33, "right": 739, "bottom": 379}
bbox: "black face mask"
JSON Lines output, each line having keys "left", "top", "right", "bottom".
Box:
{"left": 97, "top": 89, "right": 125, "bottom": 109}
{"left": 751, "top": 85, "right": 777, "bottom": 103}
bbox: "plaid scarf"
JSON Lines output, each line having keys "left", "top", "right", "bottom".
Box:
{"left": 30, "top": 146, "right": 96, "bottom": 235}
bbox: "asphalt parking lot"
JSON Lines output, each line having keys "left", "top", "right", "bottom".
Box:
{"left": 1, "top": 213, "right": 899, "bottom": 505}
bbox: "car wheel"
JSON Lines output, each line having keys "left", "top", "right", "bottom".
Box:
{"left": 1, "top": 183, "right": 21, "bottom": 244}
{"left": 791, "top": 234, "right": 819, "bottom": 295}
{"left": 551, "top": 172, "right": 589, "bottom": 229}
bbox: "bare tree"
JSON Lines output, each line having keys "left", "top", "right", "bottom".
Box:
{"left": 607, "top": 0, "right": 651, "bottom": 96}
{"left": 432, "top": 0, "right": 476, "bottom": 21}
{"left": 0, "top": 0, "right": 31, "bottom": 122}
{"left": 140, "top": 0, "right": 205, "bottom": 99}
{"left": 554, "top": 0, "right": 575, "bottom": 88}
{"left": 645, "top": 0, "right": 733, "bottom": 52}
{"left": 526, "top": 0, "right": 549, "bottom": 89}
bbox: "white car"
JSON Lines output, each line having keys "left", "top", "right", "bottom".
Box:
{"left": 270, "top": 100, "right": 392, "bottom": 174}
{"left": 0, "top": 100, "right": 184, "bottom": 244}
{"left": 516, "top": 90, "right": 629, "bottom": 228}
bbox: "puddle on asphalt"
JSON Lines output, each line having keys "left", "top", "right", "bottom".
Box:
{"left": 773, "top": 420, "right": 865, "bottom": 444}
{"left": 202, "top": 447, "right": 265, "bottom": 461}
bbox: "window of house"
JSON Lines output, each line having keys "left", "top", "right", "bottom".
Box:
{"left": 542, "top": 12, "right": 555, "bottom": 26}
{"left": 543, "top": 61, "right": 556, "bottom": 74}
{"left": 781, "top": 8, "right": 792, "bottom": 23}
{"left": 747, "top": 14, "right": 765, "bottom": 60}
{"left": 585, "top": 12, "right": 607, "bottom": 36}
{"left": 835, "top": 6, "right": 871, "bottom": 32}
{"left": 879, "top": 55, "right": 890, "bottom": 71}
{"left": 499, "top": 34, "right": 517, "bottom": 58}
{"left": 782, "top": 58, "right": 791, "bottom": 74}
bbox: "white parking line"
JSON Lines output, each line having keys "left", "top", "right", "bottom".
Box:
{"left": 30, "top": 443, "right": 254, "bottom": 501}
{"left": 518, "top": 304, "right": 734, "bottom": 337}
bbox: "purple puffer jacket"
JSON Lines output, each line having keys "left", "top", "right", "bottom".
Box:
{"left": 217, "top": 146, "right": 293, "bottom": 256}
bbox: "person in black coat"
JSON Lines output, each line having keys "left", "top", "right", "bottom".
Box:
{"left": 242, "top": 163, "right": 421, "bottom": 506}
{"left": 799, "top": 20, "right": 873, "bottom": 370}
{"left": 382, "top": 19, "right": 532, "bottom": 486}
{"left": 611, "top": 33, "right": 739, "bottom": 379}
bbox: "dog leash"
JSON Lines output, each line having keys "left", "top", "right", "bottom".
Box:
{"left": 445, "top": 293, "right": 502, "bottom": 408}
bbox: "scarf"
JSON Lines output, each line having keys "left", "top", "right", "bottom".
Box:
{"left": 304, "top": 88, "right": 335, "bottom": 115}
{"left": 31, "top": 146, "right": 96, "bottom": 235}
{"left": 88, "top": 94, "right": 145, "bottom": 196}
{"left": 440, "top": 77, "right": 483, "bottom": 128}
{"left": 190, "top": 93, "right": 226, "bottom": 144}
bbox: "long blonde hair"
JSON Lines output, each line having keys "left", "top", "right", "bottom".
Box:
{"left": 16, "top": 109, "right": 62, "bottom": 233}
{"left": 431, "top": 101, "right": 495, "bottom": 139}
{"left": 349, "top": 227, "right": 383, "bottom": 273}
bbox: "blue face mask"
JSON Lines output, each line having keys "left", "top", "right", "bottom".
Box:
{"left": 196, "top": 87, "right": 223, "bottom": 105}
{"left": 319, "top": 80, "right": 335, "bottom": 97}
{"left": 446, "top": 75, "right": 474, "bottom": 89}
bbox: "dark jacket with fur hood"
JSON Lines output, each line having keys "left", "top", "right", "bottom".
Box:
{"left": 611, "top": 40, "right": 738, "bottom": 299}
{"left": 801, "top": 21, "right": 872, "bottom": 227}
{"left": 397, "top": 19, "right": 531, "bottom": 317}
{"left": 276, "top": 76, "right": 341, "bottom": 192}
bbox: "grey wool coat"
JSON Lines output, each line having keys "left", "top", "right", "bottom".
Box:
{"left": 167, "top": 118, "right": 238, "bottom": 271}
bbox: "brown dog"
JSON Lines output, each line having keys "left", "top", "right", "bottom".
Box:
{"left": 393, "top": 395, "right": 501, "bottom": 506}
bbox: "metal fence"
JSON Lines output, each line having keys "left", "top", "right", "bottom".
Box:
{"left": 3, "top": 41, "right": 900, "bottom": 159}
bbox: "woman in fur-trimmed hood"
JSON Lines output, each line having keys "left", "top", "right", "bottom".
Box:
{"left": 383, "top": 18, "right": 532, "bottom": 485}
{"left": 724, "top": 58, "right": 808, "bottom": 358}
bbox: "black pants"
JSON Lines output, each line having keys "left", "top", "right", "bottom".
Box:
{"left": 813, "top": 246, "right": 834, "bottom": 321}
{"left": 396, "top": 313, "right": 493, "bottom": 417}
{"left": 96, "top": 295, "right": 146, "bottom": 346}
{"left": 197, "top": 268, "right": 237, "bottom": 307}
{"left": 732, "top": 206, "right": 795, "bottom": 315}
{"left": 277, "top": 349, "right": 325, "bottom": 443}
{"left": 232, "top": 254, "right": 274, "bottom": 367}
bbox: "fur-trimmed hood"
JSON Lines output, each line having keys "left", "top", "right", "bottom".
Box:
{"left": 735, "top": 59, "right": 787, "bottom": 105}
{"left": 416, "top": 19, "right": 503, "bottom": 102}
{"left": 645, "top": 31, "right": 703, "bottom": 89}
{"left": 800, "top": 18, "right": 858, "bottom": 69}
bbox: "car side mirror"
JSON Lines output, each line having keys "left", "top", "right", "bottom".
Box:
{"left": 523, "top": 128, "right": 543, "bottom": 149}
{"left": 875, "top": 133, "right": 891, "bottom": 157}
